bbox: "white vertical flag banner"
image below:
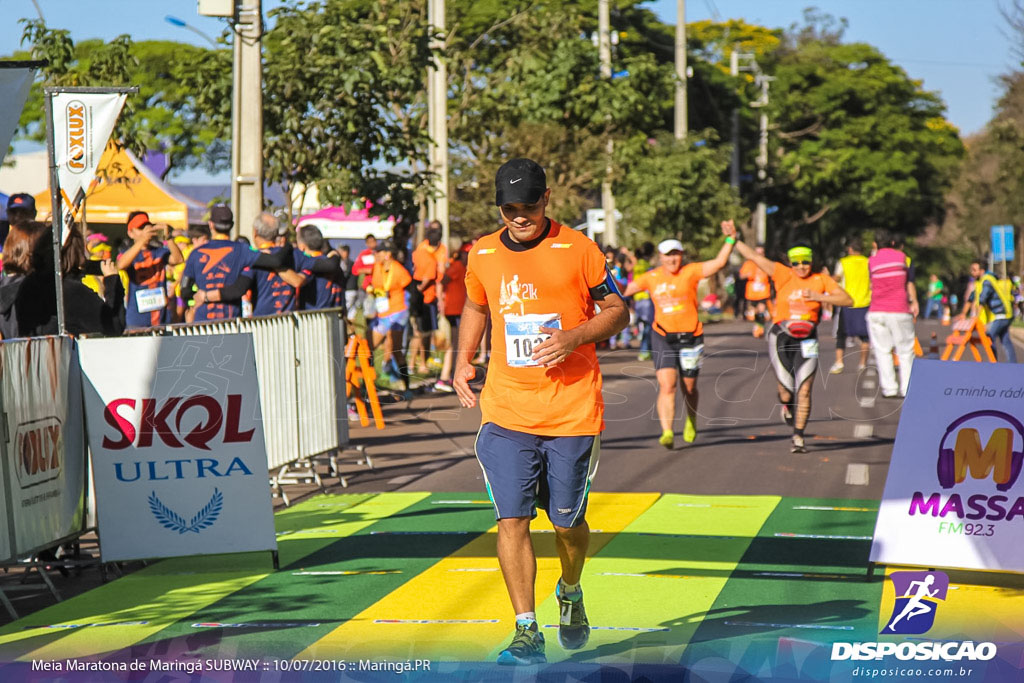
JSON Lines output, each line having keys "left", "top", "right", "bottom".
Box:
{"left": 78, "top": 334, "right": 277, "bottom": 562}
{"left": 0, "top": 67, "right": 36, "bottom": 168}
{"left": 49, "top": 91, "right": 126, "bottom": 227}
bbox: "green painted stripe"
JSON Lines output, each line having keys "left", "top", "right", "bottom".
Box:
{"left": 681, "top": 497, "right": 885, "bottom": 671}
{"left": 126, "top": 492, "right": 500, "bottom": 660}
{"left": 526, "top": 494, "right": 781, "bottom": 664}
{"left": 0, "top": 492, "right": 427, "bottom": 661}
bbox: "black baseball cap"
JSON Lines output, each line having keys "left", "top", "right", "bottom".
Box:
{"left": 7, "top": 193, "right": 35, "bottom": 214}
{"left": 374, "top": 239, "right": 394, "bottom": 252}
{"left": 209, "top": 204, "right": 233, "bottom": 227}
{"left": 495, "top": 158, "right": 547, "bottom": 206}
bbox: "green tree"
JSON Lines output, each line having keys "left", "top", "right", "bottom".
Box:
{"left": 764, "top": 36, "right": 963, "bottom": 253}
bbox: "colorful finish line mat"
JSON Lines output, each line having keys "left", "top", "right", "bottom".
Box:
{"left": 0, "top": 492, "right": 1021, "bottom": 682}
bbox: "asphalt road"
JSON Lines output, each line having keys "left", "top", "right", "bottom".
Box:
{"left": 337, "top": 317, "right": 986, "bottom": 501}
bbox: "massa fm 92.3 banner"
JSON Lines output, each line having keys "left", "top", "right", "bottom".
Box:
{"left": 872, "top": 359, "right": 1024, "bottom": 572}
{"left": 78, "top": 335, "right": 276, "bottom": 562}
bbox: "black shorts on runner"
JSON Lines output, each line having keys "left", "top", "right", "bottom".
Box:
{"left": 768, "top": 324, "right": 819, "bottom": 391}
{"left": 651, "top": 331, "right": 704, "bottom": 378}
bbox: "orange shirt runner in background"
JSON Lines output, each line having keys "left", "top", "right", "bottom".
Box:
{"left": 770, "top": 262, "right": 842, "bottom": 325}
{"left": 368, "top": 261, "right": 412, "bottom": 316}
{"left": 464, "top": 220, "right": 608, "bottom": 436}
{"left": 740, "top": 259, "right": 771, "bottom": 302}
{"left": 412, "top": 242, "right": 441, "bottom": 304}
{"left": 443, "top": 257, "right": 467, "bottom": 317}
{"left": 630, "top": 263, "right": 704, "bottom": 336}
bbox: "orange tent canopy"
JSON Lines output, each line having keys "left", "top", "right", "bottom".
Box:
{"left": 35, "top": 145, "right": 202, "bottom": 230}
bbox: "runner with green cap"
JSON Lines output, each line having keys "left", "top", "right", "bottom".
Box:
{"left": 730, "top": 238, "right": 854, "bottom": 452}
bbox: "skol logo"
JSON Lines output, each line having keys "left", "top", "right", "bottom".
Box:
{"left": 881, "top": 570, "right": 949, "bottom": 635}
{"left": 66, "top": 100, "right": 87, "bottom": 174}
{"left": 102, "top": 394, "right": 255, "bottom": 451}
{"left": 15, "top": 417, "right": 63, "bottom": 489}
{"left": 937, "top": 410, "right": 1024, "bottom": 492}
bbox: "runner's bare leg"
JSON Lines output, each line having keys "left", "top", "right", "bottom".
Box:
{"left": 553, "top": 521, "right": 590, "bottom": 585}
{"left": 497, "top": 517, "right": 536, "bottom": 614}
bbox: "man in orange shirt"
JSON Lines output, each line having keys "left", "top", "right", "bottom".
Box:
{"left": 739, "top": 244, "right": 772, "bottom": 337}
{"left": 453, "top": 158, "right": 628, "bottom": 666}
{"left": 365, "top": 239, "right": 413, "bottom": 393}
{"left": 434, "top": 243, "right": 467, "bottom": 393}
{"left": 732, "top": 239, "right": 853, "bottom": 452}
{"left": 623, "top": 222, "right": 736, "bottom": 448}
{"left": 408, "top": 226, "right": 443, "bottom": 373}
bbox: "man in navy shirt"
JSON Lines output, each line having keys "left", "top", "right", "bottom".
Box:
{"left": 116, "top": 211, "right": 184, "bottom": 329}
{"left": 297, "top": 225, "right": 345, "bottom": 311}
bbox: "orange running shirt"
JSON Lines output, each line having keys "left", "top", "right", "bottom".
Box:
{"left": 412, "top": 242, "right": 441, "bottom": 304}
{"left": 631, "top": 263, "right": 704, "bottom": 336}
{"left": 770, "top": 262, "right": 842, "bottom": 325}
{"left": 740, "top": 260, "right": 771, "bottom": 301}
{"left": 368, "top": 261, "right": 412, "bottom": 316}
{"left": 464, "top": 220, "right": 608, "bottom": 436}
{"left": 443, "top": 257, "right": 467, "bottom": 317}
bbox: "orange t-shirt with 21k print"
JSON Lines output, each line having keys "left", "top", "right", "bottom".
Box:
{"left": 770, "top": 262, "right": 842, "bottom": 325}
{"left": 631, "top": 263, "right": 704, "bottom": 336}
{"left": 464, "top": 220, "right": 608, "bottom": 436}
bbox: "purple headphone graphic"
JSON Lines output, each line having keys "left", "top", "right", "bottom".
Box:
{"left": 937, "top": 410, "right": 1024, "bottom": 492}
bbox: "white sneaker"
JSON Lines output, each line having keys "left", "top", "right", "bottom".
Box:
{"left": 829, "top": 362, "right": 844, "bottom": 375}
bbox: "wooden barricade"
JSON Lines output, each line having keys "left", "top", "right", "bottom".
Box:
{"left": 941, "top": 317, "right": 997, "bottom": 363}
{"left": 345, "top": 335, "right": 385, "bottom": 429}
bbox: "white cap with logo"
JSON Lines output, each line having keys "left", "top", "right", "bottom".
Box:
{"left": 658, "top": 239, "right": 685, "bottom": 254}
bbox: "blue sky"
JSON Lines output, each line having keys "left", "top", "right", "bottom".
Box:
{"left": 0, "top": 1, "right": 1014, "bottom": 180}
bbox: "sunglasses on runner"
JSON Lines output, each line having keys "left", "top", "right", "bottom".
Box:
{"left": 790, "top": 260, "right": 812, "bottom": 266}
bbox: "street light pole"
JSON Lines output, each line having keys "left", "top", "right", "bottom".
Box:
{"left": 427, "top": 0, "right": 449, "bottom": 249}
{"left": 598, "top": 0, "right": 617, "bottom": 247}
{"left": 674, "top": 0, "right": 687, "bottom": 141}
{"left": 164, "top": 16, "right": 219, "bottom": 48}
{"left": 231, "top": 0, "right": 263, "bottom": 240}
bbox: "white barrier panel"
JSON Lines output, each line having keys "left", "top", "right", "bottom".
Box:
{"left": 1, "top": 337, "right": 86, "bottom": 556}
{"left": 295, "top": 310, "right": 345, "bottom": 459}
{"left": 79, "top": 334, "right": 276, "bottom": 562}
{"left": 240, "top": 315, "right": 300, "bottom": 470}
{"left": 871, "top": 359, "right": 1024, "bottom": 572}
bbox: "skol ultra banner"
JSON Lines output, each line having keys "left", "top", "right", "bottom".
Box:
{"left": 871, "top": 359, "right": 1024, "bottom": 572}
{"left": 1, "top": 337, "right": 87, "bottom": 556}
{"left": 78, "top": 334, "right": 276, "bottom": 562}
{"left": 48, "top": 91, "right": 126, "bottom": 229}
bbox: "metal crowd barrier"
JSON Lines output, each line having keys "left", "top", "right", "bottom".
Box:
{"left": 163, "top": 308, "right": 350, "bottom": 503}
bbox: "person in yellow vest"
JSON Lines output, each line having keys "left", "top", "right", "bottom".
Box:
{"left": 830, "top": 240, "right": 871, "bottom": 373}
{"left": 962, "top": 260, "right": 1017, "bottom": 363}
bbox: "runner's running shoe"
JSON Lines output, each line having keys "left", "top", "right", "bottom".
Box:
{"left": 497, "top": 621, "right": 546, "bottom": 665}
{"left": 791, "top": 434, "right": 807, "bottom": 453}
{"left": 682, "top": 415, "right": 697, "bottom": 443}
{"left": 556, "top": 583, "right": 590, "bottom": 650}
{"left": 658, "top": 429, "right": 674, "bottom": 448}
{"left": 637, "top": 351, "right": 652, "bottom": 361}
{"left": 781, "top": 404, "right": 794, "bottom": 426}
{"left": 829, "top": 361, "right": 844, "bottom": 374}
{"left": 434, "top": 379, "right": 454, "bottom": 393}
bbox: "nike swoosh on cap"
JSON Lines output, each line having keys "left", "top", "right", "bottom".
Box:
{"left": 509, "top": 178, "right": 522, "bottom": 184}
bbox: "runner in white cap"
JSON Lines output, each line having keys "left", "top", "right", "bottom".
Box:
{"left": 622, "top": 221, "right": 737, "bottom": 447}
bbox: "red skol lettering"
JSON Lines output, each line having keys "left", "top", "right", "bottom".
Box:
{"left": 101, "top": 394, "right": 256, "bottom": 450}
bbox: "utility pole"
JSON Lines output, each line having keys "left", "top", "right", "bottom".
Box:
{"left": 231, "top": 0, "right": 263, "bottom": 240}
{"left": 598, "top": 0, "right": 617, "bottom": 247}
{"left": 427, "top": 0, "right": 449, "bottom": 249}
{"left": 751, "top": 73, "right": 773, "bottom": 245}
{"left": 674, "top": 0, "right": 687, "bottom": 140}
{"left": 729, "top": 48, "right": 740, "bottom": 190}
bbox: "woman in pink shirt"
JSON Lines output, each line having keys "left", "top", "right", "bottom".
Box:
{"left": 867, "top": 233, "right": 919, "bottom": 398}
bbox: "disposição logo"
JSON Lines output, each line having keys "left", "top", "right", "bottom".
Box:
{"left": 881, "top": 570, "right": 948, "bottom": 635}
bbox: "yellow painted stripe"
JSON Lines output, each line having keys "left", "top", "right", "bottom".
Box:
{"left": 879, "top": 566, "right": 1024, "bottom": 641}
{"left": 537, "top": 493, "right": 780, "bottom": 664}
{"left": 297, "top": 492, "right": 660, "bottom": 662}
{"left": 0, "top": 493, "right": 429, "bottom": 661}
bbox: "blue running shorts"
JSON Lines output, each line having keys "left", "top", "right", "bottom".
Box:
{"left": 474, "top": 422, "right": 600, "bottom": 528}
